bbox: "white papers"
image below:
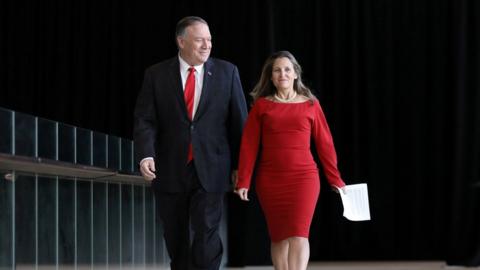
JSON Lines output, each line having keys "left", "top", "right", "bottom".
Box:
{"left": 337, "top": 183, "right": 371, "bottom": 221}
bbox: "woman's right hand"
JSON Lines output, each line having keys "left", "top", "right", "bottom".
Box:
{"left": 234, "top": 188, "right": 250, "bottom": 201}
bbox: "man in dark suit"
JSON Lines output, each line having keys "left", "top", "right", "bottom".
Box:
{"left": 133, "top": 16, "right": 247, "bottom": 270}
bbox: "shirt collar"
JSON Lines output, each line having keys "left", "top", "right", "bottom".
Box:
{"left": 178, "top": 55, "right": 204, "bottom": 74}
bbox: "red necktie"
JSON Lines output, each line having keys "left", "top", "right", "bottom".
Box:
{"left": 184, "top": 67, "right": 195, "bottom": 162}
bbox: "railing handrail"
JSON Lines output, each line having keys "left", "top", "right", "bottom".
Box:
{"left": 0, "top": 152, "right": 145, "bottom": 184}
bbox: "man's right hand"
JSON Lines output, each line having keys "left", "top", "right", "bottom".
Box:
{"left": 140, "top": 159, "right": 156, "bottom": 181}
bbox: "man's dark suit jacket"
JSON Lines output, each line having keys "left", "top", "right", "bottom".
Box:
{"left": 134, "top": 57, "right": 247, "bottom": 192}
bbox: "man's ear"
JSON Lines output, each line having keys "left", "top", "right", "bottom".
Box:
{"left": 176, "top": 36, "right": 184, "bottom": 49}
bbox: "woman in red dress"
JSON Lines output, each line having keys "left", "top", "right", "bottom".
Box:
{"left": 235, "top": 51, "right": 346, "bottom": 270}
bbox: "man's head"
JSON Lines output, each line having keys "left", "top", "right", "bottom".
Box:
{"left": 176, "top": 16, "right": 212, "bottom": 66}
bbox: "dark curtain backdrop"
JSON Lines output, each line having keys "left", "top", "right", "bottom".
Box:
{"left": 1, "top": 0, "right": 479, "bottom": 266}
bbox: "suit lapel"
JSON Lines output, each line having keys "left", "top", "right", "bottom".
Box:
{"left": 168, "top": 58, "right": 189, "bottom": 119}
{"left": 194, "top": 59, "right": 214, "bottom": 121}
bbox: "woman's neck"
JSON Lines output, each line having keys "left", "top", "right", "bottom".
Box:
{"left": 274, "top": 89, "right": 297, "bottom": 102}
{"left": 275, "top": 88, "right": 295, "bottom": 99}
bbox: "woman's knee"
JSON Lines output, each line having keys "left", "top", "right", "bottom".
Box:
{"left": 287, "top": 236, "right": 308, "bottom": 246}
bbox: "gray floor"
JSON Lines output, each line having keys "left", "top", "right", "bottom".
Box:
{"left": 15, "top": 261, "right": 480, "bottom": 269}
{"left": 227, "top": 261, "right": 480, "bottom": 270}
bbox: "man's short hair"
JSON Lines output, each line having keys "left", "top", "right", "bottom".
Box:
{"left": 175, "top": 16, "right": 208, "bottom": 38}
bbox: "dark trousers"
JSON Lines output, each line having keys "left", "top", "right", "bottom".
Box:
{"left": 154, "top": 162, "right": 224, "bottom": 270}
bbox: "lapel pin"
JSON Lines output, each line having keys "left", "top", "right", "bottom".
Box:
{"left": 208, "top": 71, "right": 212, "bottom": 76}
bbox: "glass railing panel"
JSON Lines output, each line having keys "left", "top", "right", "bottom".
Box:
{"left": 145, "top": 188, "right": 155, "bottom": 267}
{"left": 76, "top": 128, "right": 92, "bottom": 166}
{"left": 76, "top": 179, "right": 92, "bottom": 268}
{"left": 58, "top": 124, "right": 75, "bottom": 163}
{"left": 0, "top": 170, "right": 14, "bottom": 269}
{"left": 133, "top": 185, "right": 145, "bottom": 266}
{"left": 14, "top": 174, "right": 36, "bottom": 270}
{"left": 121, "top": 184, "right": 133, "bottom": 267}
{"left": 92, "top": 132, "right": 107, "bottom": 168}
{"left": 37, "top": 117, "right": 57, "bottom": 160}
{"left": 107, "top": 136, "right": 120, "bottom": 171}
{"left": 107, "top": 183, "right": 121, "bottom": 268}
{"left": 92, "top": 182, "right": 108, "bottom": 269}
{"left": 0, "top": 108, "right": 12, "bottom": 154}
{"left": 37, "top": 175, "right": 57, "bottom": 268}
{"left": 58, "top": 177, "right": 75, "bottom": 268}
{"left": 121, "top": 138, "right": 133, "bottom": 173}
{"left": 14, "top": 112, "right": 36, "bottom": 157}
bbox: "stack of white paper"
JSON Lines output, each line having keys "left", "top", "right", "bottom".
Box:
{"left": 337, "top": 183, "right": 371, "bottom": 221}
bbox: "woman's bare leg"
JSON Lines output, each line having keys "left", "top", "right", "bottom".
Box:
{"left": 287, "top": 237, "right": 309, "bottom": 270}
{"left": 271, "top": 239, "right": 289, "bottom": 270}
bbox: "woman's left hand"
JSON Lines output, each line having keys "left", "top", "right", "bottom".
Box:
{"left": 332, "top": 185, "right": 346, "bottom": 194}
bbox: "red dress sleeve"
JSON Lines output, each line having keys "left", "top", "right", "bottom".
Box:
{"left": 312, "top": 100, "right": 346, "bottom": 188}
{"left": 236, "top": 101, "right": 262, "bottom": 189}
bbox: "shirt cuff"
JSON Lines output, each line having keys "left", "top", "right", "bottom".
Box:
{"left": 140, "top": 157, "right": 154, "bottom": 166}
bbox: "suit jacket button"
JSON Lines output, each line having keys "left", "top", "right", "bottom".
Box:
{"left": 190, "top": 125, "right": 194, "bottom": 130}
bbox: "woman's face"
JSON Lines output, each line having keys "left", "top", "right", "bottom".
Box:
{"left": 271, "top": 57, "right": 298, "bottom": 92}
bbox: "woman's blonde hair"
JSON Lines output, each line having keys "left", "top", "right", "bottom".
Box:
{"left": 250, "top": 51, "right": 316, "bottom": 103}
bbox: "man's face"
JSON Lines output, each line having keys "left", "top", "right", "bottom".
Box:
{"left": 177, "top": 23, "right": 212, "bottom": 66}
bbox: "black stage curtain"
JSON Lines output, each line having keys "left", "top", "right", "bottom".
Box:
{"left": 1, "top": 0, "right": 479, "bottom": 266}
